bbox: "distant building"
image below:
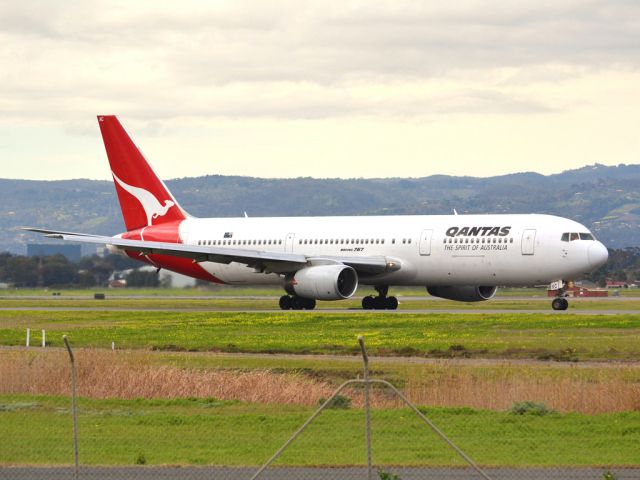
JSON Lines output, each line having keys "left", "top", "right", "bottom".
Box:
{"left": 606, "top": 281, "right": 628, "bottom": 288}
{"left": 27, "top": 244, "right": 82, "bottom": 262}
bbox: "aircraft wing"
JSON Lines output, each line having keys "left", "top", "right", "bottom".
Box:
{"left": 22, "top": 228, "right": 398, "bottom": 275}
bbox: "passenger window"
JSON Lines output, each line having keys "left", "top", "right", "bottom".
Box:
{"left": 392, "top": 239, "right": 395, "bottom": 244}
{"left": 510, "top": 238, "right": 513, "bottom": 243}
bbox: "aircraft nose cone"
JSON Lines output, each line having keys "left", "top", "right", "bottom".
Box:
{"left": 588, "top": 242, "right": 608, "bottom": 269}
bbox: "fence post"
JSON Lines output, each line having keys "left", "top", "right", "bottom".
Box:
{"left": 358, "top": 336, "right": 373, "bottom": 480}
{"left": 63, "top": 335, "right": 79, "bottom": 480}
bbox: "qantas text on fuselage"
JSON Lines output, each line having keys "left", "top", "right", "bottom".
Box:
{"left": 25, "top": 116, "right": 608, "bottom": 311}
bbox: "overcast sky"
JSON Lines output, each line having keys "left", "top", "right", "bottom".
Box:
{"left": 1, "top": 0, "right": 639, "bottom": 180}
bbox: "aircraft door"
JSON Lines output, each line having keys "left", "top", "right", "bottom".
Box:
{"left": 419, "top": 229, "right": 433, "bottom": 256}
{"left": 285, "top": 233, "right": 295, "bottom": 252}
{"left": 521, "top": 229, "right": 536, "bottom": 255}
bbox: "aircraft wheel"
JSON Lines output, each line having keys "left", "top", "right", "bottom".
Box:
{"left": 279, "top": 295, "right": 292, "bottom": 310}
{"left": 373, "top": 297, "right": 386, "bottom": 310}
{"left": 291, "top": 296, "right": 305, "bottom": 310}
{"left": 362, "top": 296, "right": 375, "bottom": 310}
{"left": 385, "top": 296, "right": 399, "bottom": 310}
{"left": 551, "top": 297, "right": 568, "bottom": 311}
{"left": 303, "top": 298, "right": 316, "bottom": 310}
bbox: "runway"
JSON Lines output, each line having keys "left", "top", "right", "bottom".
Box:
{"left": 0, "top": 306, "right": 637, "bottom": 315}
{"left": 3, "top": 466, "right": 639, "bottom": 480}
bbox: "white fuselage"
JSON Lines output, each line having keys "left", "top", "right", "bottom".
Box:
{"left": 177, "top": 213, "right": 607, "bottom": 287}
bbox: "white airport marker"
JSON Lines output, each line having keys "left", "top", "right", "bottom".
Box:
{"left": 26, "top": 328, "right": 30, "bottom": 347}
{"left": 42, "top": 329, "right": 46, "bottom": 348}
{"left": 112, "top": 341, "right": 115, "bottom": 351}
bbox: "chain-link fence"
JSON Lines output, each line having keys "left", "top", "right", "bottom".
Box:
{"left": 1, "top": 336, "right": 639, "bottom": 480}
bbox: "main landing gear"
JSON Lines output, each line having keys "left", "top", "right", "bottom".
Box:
{"left": 279, "top": 295, "right": 316, "bottom": 310}
{"left": 362, "top": 285, "right": 398, "bottom": 310}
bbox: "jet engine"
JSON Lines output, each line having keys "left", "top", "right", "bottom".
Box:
{"left": 284, "top": 265, "right": 358, "bottom": 300}
{"left": 426, "top": 285, "right": 497, "bottom": 302}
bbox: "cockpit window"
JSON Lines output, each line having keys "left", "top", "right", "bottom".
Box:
{"left": 562, "top": 232, "right": 595, "bottom": 241}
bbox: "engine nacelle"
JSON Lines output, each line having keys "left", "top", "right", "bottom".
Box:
{"left": 284, "top": 265, "right": 358, "bottom": 300}
{"left": 426, "top": 285, "right": 497, "bottom": 302}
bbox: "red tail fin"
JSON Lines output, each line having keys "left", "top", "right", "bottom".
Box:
{"left": 98, "top": 116, "right": 188, "bottom": 231}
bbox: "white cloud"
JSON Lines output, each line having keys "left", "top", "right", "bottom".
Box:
{"left": 0, "top": 0, "right": 639, "bottom": 179}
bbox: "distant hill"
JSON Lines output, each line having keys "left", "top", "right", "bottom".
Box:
{"left": 3, "top": 163, "right": 639, "bottom": 254}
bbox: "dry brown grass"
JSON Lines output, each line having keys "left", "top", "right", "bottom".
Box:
{"left": 0, "top": 349, "right": 337, "bottom": 405}
{"left": 2, "top": 349, "right": 640, "bottom": 413}
{"left": 403, "top": 365, "right": 640, "bottom": 414}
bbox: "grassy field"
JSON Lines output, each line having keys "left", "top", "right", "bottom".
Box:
{"left": 2, "top": 296, "right": 640, "bottom": 311}
{"left": 1, "top": 309, "right": 640, "bottom": 360}
{"left": 2, "top": 394, "right": 640, "bottom": 467}
{"left": 2, "top": 288, "right": 639, "bottom": 468}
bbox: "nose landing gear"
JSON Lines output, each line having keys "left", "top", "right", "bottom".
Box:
{"left": 551, "top": 297, "right": 569, "bottom": 311}
{"left": 551, "top": 281, "right": 569, "bottom": 310}
{"left": 362, "top": 285, "right": 399, "bottom": 310}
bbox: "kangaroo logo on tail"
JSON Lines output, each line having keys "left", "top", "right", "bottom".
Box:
{"left": 112, "top": 172, "right": 175, "bottom": 226}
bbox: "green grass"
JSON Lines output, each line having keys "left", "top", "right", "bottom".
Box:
{"left": 2, "top": 296, "right": 640, "bottom": 310}
{"left": 2, "top": 395, "right": 639, "bottom": 467}
{"left": 2, "top": 310, "right": 640, "bottom": 360}
{"left": 0, "top": 296, "right": 640, "bottom": 312}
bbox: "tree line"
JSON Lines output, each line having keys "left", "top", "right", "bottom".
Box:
{"left": 0, "top": 253, "right": 156, "bottom": 288}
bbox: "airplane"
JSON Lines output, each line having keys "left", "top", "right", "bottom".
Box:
{"left": 25, "top": 115, "right": 609, "bottom": 311}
